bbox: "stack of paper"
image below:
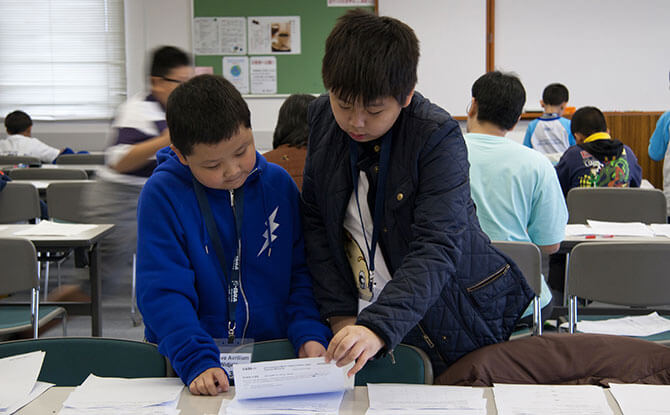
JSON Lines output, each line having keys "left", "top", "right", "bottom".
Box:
{"left": 559, "top": 312, "right": 670, "bottom": 336}
{"left": 586, "top": 220, "right": 654, "bottom": 237}
{"left": 0, "top": 351, "right": 54, "bottom": 415}
{"left": 609, "top": 383, "right": 670, "bottom": 414}
{"left": 493, "top": 384, "right": 613, "bottom": 414}
{"left": 220, "top": 357, "right": 353, "bottom": 415}
{"left": 650, "top": 223, "right": 670, "bottom": 238}
{"left": 13, "top": 221, "right": 97, "bottom": 236}
{"left": 365, "top": 383, "right": 487, "bottom": 414}
{"left": 59, "top": 375, "right": 184, "bottom": 415}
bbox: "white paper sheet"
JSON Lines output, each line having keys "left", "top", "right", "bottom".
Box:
{"left": 365, "top": 383, "right": 486, "bottom": 414}
{"left": 609, "top": 383, "right": 670, "bottom": 414}
{"left": 0, "top": 381, "right": 53, "bottom": 415}
{"left": 565, "top": 224, "right": 596, "bottom": 237}
{"left": 250, "top": 56, "right": 277, "bottom": 94}
{"left": 493, "top": 384, "right": 613, "bottom": 415}
{"left": 650, "top": 223, "right": 670, "bottom": 238}
{"left": 559, "top": 312, "right": 670, "bottom": 337}
{"left": 586, "top": 220, "right": 655, "bottom": 237}
{"left": 233, "top": 358, "right": 354, "bottom": 400}
{"left": 62, "top": 375, "right": 183, "bottom": 409}
{"left": 0, "top": 351, "right": 45, "bottom": 411}
{"left": 221, "top": 391, "right": 344, "bottom": 415}
{"left": 13, "top": 221, "right": 97, "bottom": 236}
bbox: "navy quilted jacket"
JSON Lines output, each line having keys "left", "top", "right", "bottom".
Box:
{"left": 301, "top": 93, "right": 534, "bottom": 375}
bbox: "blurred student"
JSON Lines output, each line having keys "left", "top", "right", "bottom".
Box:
{"left": 648, "top": 110, "right": 670, "bottom": 219}
{"left": 81, "top": 46, "right": 192, "bottom": 294}
{"left": 556, "top": 106, "right": 642, "bottom": 196}
{"left": 137, "top": 75, "right": 330, "bottom": 395}
{"left": 464, "top": 71, "right": 567, "bottom": 325}
{"left": 523, "top": 83, "right": 576, "bottom": 155}
{"left": 263, "top": 94, "right": 316, "bottom": 190}
{"left": 2, "top": 110, "right": 70, "bottom": 163}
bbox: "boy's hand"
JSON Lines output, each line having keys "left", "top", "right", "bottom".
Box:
{"left": 326, "top": 325, "right": 384, "bottom": 377}
{"left": 189, "top": 367, "right": 229, "bottom": 396}
{"left": 298, "top": 340, "right": 327, "bottom": 358}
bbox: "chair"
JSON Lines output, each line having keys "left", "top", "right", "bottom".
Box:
{"left": 235, "top": 339, "right": 433, "bottom": 385}
{"left": 0, "top": 237, "right": 66, "bottom": 338}
{"left": 0, "top": 155, "right": 41, "bottom": 166}
{"left": 0, "top": 182, "right": 41, "bottom": 223}
{"left": 492, "top": 241, "right": 543, "bottom": 336}
{"left": 0, "top": 337, "right": 172, "bottom": 386}
{"left": 566, "top": 241, "right": 670, "bottom": 344}
{"left": 8, "top": 168, "right": 88, "bottom": 180}
{"left": 566, "top": 187, "right": 667, "bottom": 224}
{"left": 56, "top": 153, "right": 105, "bottom": 165}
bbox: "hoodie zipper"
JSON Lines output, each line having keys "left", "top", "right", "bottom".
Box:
{"left": 230, "top": 189, "right": 250, "bottom": 340}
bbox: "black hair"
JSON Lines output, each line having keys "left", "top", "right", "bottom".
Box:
{"left": 322, "top": 9, "right": 419, "bottom": 106}
{"left": 272, "top": 94, "right": 316, "bottom": 149}
{"left": 149, "top": 46, "right": 191, "bottom": 78}
{"left": 542, "top": 83, "right": 569, "bottom": 106}
{"left": 166, "top": 75, "right": 251, "bottom": 156}
{"left": 570, "top": 106, "right": 607, "bottom": 137}
{"left": 471, "top": 71, "right": 526, "bottom": 131}
{"left": 4, "top": 110, "right": 32, "bottom": 135}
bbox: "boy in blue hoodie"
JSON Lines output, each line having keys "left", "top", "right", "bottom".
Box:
{"left": 136, "top": 75, "right": 331, "bottom": 396}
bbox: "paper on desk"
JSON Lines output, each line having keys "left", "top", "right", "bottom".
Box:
{"left": 366, "top": 383, "right": 486, "bottom": 414}
{"left": 608, "top": 383, "right": 670, "bottom": 415}
{"left": 493, "top": 383, "right": 613, "bottom": 415}
{"left": 59, "top": 402, "right": 179, "bottom": 415}
{"left": 13, "top": 220, "right": 97, "bottom": 236}
{"left": 586, "top": 220, "right": 654, "bottom": 237}
{"left": 650, "top": 223, "right": 670, "bottom": 238}
{"left": 0, "top": 226, "right": 7, "bottom": 232}
{"left": 221, "top": 391, "right": 344, "bottom": 415}
{"left": 0, "top": 381, "right": 54, "bottom": 415}
{"left": 233, "top": 357, "right": 354, "bottom": 400}
{"left": 62, "top": 375, "right": 183, "bottom": 409}
{"left": 0, "top": 350, "right": 45, "bottom": 411}
{"left": 559, "top": 312, "right": 670, "bottom": 337}
{"left": 565, "top": 224, "right": 595, "bottom": 236}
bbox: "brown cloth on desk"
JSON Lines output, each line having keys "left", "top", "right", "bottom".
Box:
{"left": 436, "top": 333, "right": 670, "bottom": 386}
{"left": 262, "top": 145, "right": 307, "bottom": 190}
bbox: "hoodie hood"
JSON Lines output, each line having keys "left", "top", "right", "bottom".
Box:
{"left": 577, "top": 134, "right": 624, "bottom": 163}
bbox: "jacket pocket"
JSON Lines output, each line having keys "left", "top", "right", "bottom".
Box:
{"left": 467, "top": 263, "right": 515, "bottom": 309}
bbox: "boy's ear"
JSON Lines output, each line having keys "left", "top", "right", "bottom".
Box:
{"left": 540, "top": 100, "right": 545, "bottom": 108}
{"left": 467, "top": 98, "right": 477, "bottom": 118}
{"left": 402, "top": 88, "right": 415, "bottom": 108}
{"left": 170, "top": 144, "right": 188, "bottom": 165}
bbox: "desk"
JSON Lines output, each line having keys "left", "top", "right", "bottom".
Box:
{"left": 0, "top": 224, "right": 114, "bottom": 336}
{"left": 1, "top": 164, "right": 104, "bottom": 178}
{"left": 15, "top": 385, "right": 625, "bottom": 414}
{"left": 11, "top": 179, "right": 95, "bottom": 196}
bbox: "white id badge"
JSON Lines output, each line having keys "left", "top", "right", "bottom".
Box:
{"left": 214, "top": 338, "right": 254, "bottom": 382}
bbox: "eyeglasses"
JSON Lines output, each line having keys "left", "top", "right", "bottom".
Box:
{"left": 161, "top": 76, "right": 184, "bottom": 84}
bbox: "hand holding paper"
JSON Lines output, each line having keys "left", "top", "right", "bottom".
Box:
{"left": 326, "top": 324, "right": 384, "bottom": 377}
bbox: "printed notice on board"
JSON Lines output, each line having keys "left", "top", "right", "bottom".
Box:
{"left": 327, "top": 0, "right": 375, "bottom": 6}
{"left": 250, "top": 56, "right": 277, "bottom": 94}
{"left": 194, "top": 17, "right": 246, "bottom": 55}
{"left": 247, "top": 16, "right": 301, "bottom": 55}
{"left": 223, "top": 56, "right": 250, "bottom": 94}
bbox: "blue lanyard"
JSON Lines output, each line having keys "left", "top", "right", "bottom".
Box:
{"left": 349, "top": 131, "right": 392, "bottom": 276}
{"left": 192, "top": 178, "right": 244, "bottom": 342}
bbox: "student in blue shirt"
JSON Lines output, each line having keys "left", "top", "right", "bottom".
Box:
{"left": 464, "top": 71, "right": 568, "bottom": 324}
{"left": 136, "top": 75, "right": 331, "bottom": 396}
{"left": 523, "top": 83, "right": 576, "bottom": 156}
{"left": 648, "top": 110, "right": 670, "bottom": 218}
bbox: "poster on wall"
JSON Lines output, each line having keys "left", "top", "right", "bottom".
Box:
{"left": 247, "top": 16, "right": 301, "bottom": 55}
{"left": 223, "top": 56, "right": 250, "bottom": 94}
{"left": 327, "top": 0, "right": 375, "bottom": 6}
{"left": 194, "top": 17, "right": 246, "bottom": 55}
{"left": 250, "top": 56, "right": 277, "bottom": 94}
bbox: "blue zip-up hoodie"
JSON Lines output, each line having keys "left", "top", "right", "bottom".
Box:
{"left": 137, "top": 147, "right": 331, "bottom": 386}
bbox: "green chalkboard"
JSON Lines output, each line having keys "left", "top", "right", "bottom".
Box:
{"left": 193, "top": 0, "right": 374, "bottom": 95}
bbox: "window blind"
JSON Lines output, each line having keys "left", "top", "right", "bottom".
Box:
{"left": 0, "top": 0, "right": 126, "bottom": 120}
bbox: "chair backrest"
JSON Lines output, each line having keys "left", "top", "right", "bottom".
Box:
{"left": 0, "top": 182, "right": 41, "bottom": 223}
{"left": 0, "top": 237, "right": 38, "bottom": 296}
{"left": 566, "top": 241, "right": 670, "bottom": 306}
{"left": 567, "top": 187, "right": 667, "bottom": 224}
{"left": 491, "top": 241, "right": 542, "bottom": 295}
{"left": 236, "top": 339, "right": 433, "bottom": 385}
{"left": 8, "top": 167, "right": 88, "bottom": 180}
{"left": 0, "top": 155, "right": 41, "bottom": 166}
{"left": 46, "top": 181, "right": 96, "bottom": 222}
{"left": 0, "top": 337, "right": 170, "bottom": 386}
{"left": 56, "top": 153, "right": 105, "bottom": 165}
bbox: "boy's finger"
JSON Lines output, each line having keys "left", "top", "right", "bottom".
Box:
{"left": 214, "top": 369, "right": 230, "bottom": 392}
{"left": 205, "top": 374, "right": 219, "bottom": 396}
{"left": 337, "top": 342, "right": 365, "bottom": 368}
{"left": 348, "top": 350, "right": 372, "bottom": 377}
{"left": 326, "top": 330, "right": 347, "bottom": 362}
{"left": 332, "top": 334, "right": 357, "bottom": 363}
